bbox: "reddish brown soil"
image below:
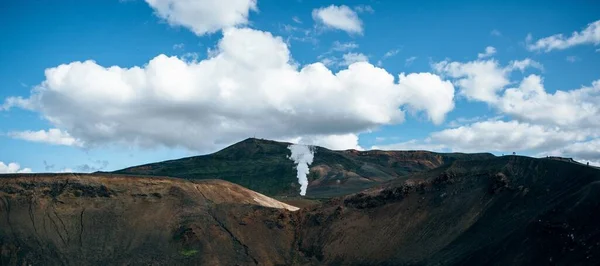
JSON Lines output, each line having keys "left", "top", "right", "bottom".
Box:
{"left": 2, "top": 155, "right": 600, "bottom": 265}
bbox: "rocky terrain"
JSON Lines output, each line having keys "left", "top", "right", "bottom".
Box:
{"left": 2, "top": 155, "right": 599, "bottom": 265}
{"left": 298, "top": 155, "right": 600, "bottom": 265}
{"left": 114, "top": 138, "right": 494, "bottom": 198}
{"left": 0, "top": 174, "right": 301, "bottom": 265}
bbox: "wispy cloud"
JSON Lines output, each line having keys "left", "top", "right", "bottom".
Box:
{"left": 280, "top": 23, "right": 318, "bottom": 44}
{"left": 172, "top": 43, "right": 185, "bottom": 50}
{"left": 9, "top": 128, "right": 84, "bottom": 147}
{"left": 566, "top": 55, "right": 580, "bottom": 63}
{"left": 405, "top": 56, "right": 417, "bottom": 66}
{"left": 354, "top": 5, "right": 374, "bottom": 14}
{"left": 446, "top": 115, "right": 502, "bottom": 127}
{"left": 527, "top": 20, "right": 600, "bottom": 52}
{"left": 75, "top": 160, "right": 109, "bottom": 173}
{"left": 331, "top": 41, "right": 359, "bottom": 52}
{"left": 342, "top": 53, "right": 368, "bottom": 65}
{"left": 383, "top": 49, "right": 400, "bottom": 59}
{"left": 477, "top": 46, "right": 496, "bottom": 59}
{"left": 376, "top": 49, "right": 400, "bottom": 66}
{"left": 320, "top": 52, "right": 369, "bottom": 67}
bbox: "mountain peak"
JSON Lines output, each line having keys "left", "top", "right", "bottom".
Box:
{"left": 115, "top": 137, "right": 496, "bottom": 198}
{"left": 214, "top": 137, "right": 292, "bottom": 159}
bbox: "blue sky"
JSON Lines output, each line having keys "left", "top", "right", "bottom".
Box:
{"left": 1, "top": 0, "right": 599, "bottom": 173}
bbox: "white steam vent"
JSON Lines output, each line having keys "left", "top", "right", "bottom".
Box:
{"left": 287, "top": 144, "right": 315, "bottom": 196}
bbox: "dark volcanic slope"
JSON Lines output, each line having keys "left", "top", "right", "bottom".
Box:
{"left": 2, "top": 156, "right": 600, "bottom": 265}
{"left": 298, "top": 156, "right": 600, "bottom": 265}
{"left": 114, "top": 138, "right": 494, "bottom": 197}
{"left": 0, "top": 174, "right": 301, "bottom": 266}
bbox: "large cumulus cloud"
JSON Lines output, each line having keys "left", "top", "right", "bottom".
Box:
{"left": 4, "top": 28, "right": 455, "bottom": 151}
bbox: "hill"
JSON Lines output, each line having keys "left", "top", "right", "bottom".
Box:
{"left": 2, "top": 155, "right": 600, "bottom": 265}
{"left": 297, "top": 155, "right": 600, "bottom": 265}
{"left": 0, "top": 174, "right": 301, "bottom": 265}
{"left": 113, "top": 138, "right": 494, "bottom": 197}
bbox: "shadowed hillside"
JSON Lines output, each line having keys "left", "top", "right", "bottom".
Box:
{"left": 297, "top": 155, "right": 600, "bottom": 265}
{"left": 114, "top": 138, "right": 494, "bottom": 198}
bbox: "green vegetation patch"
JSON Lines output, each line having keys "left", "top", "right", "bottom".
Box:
{"left": 180, "top": 249, "right": 199, "bottom": 257}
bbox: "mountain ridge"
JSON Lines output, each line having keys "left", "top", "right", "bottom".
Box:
{"left": 113, "top": 138, "right": 495, "bottom": 197}
{"left": 296, "top": 155, "right": 600, "bottom": 265}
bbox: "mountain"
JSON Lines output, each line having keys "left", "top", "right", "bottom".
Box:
{"left": 2, "top": 155, "right": 600, "bottom": 265}
{"left": 113, "top": 138, "right": 494, "bottom": 198}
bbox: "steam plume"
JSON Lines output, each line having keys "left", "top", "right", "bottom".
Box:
{"left": 287, "top": 144, "right": 315, "bottom": 196}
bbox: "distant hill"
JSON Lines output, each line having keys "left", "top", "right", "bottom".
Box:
{"left": 113, "top": 138, "right": 495, "bottom": 197}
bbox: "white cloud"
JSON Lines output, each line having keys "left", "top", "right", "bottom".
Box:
{"left": 405, "top": 56, "right": 417, "bottom": 66}
{"left": 372, "top": 139, "right": 447, "bottom": 152}
{"left": 374, "top": 137, "right": 386, "bottom": 143}
{"left": 0, "top": 162, "right": 32, "bottom": 174}
{"left": 341, "top": 52, "right": 368, "bottom": 66}
{"left": 181, "top": 52, "right": 199, "bottom": 62}
{"left": 490, "top": 29, "right": 502, "bottom": 36}
{"left": 546, "top": 139, "right": 600, "bottom": 166}
{"left": 505, "top": 58, "right": 544, "bottom": 72}
{"left": 319, "top": 57, "right": 336, "bottom": 67}
{"left": 434, "top": 55, "right": 600, "bottom": 130}
{"left": 498, "top": 75, "right": 600, "bottom": 128}
{"left": 379, "top": 47, "right": 600, "bottom": 161}
{"left": 172, "top": 43, "right": 185, "bottom": 50}
{"left": 312, "top": 5, "right": 363, "bottom": 34}
{"left": 322, "top": 52, "right": 369, "bottom": 67}
{"left": 375, "top": 120, "right": 589, "bottom": 154}
{"left": 9, "top": 128, "right": 84, "bottom": 147}
{"left": 292, "top": 16, "right": 302, "bottom": 24}
{"left": 376, "top": 49, "right": 400, "bottom": 66}
{"left": 431, "top": 53, "right": 600, "bottom": 160}
{"left": 434, "top": 59, "right": 509, "bottom": 103}
{"left": 383, "top": 49, "right": 400, "bottom": 59}
{"left": 527, "top": 20, "right": 600, "bottom": 52}
{"left": 429, "top": 120, "right": 587, "bottom": 153}
{"left": 289, "top": 133, "right": 363, "bottom": 150}
{"left": 281, "top": 24, "right": 299, "bottom": 34}
{"left": 446, "top": 115, "right": 491, "bottom": 127}
{"left": 1, "top": 96, "right": 33, "bottom": 111}
{"left": 58, "top": 168, "right": 75, "bottom": 173}
{"left": 144, "top": 0, "right": 257, "bottom": 36}
{"left": 279, "top": 23, "right": 317, "bottom": 45}
{"left": 3, "top": 28, "right": 455, "bottom": 152}
{"left": 434, "top": 58, "right": 542, "bottom": 103}
{"left": 395, "top": 73, "right": 455, "bottom": 125}
{"left": 331, "top": 41, "right": 358, "bottom": 52}
{"left": 354, "top": 5, "right": 374, "bottom": 14}
{"left": 477, "top": 46, "right": 496, "bottom": 59}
